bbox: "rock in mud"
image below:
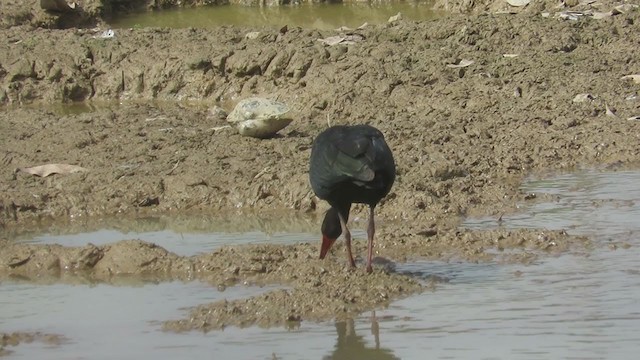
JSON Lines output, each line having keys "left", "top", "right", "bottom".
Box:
{"left": 227, "top": 97, "right": 293, "bottom": 138}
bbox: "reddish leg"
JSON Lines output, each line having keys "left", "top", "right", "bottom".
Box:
{"left": 338, "top": 211, "right": 356, "bottom": 268}
{"left": 366, "top": 206, "right": 376, "bottom": 273}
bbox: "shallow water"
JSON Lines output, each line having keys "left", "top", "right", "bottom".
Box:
{"left": 6, "top": 212, "right": 369, "bottom": 256}
{"left": 0, "top": 281, "right": 290, "bottom": 359}
{"left": 464, "top": 169, "right": 640, "bottom": 239}
{"left": 108, "top": 3, "right": 441, "bottom": 31}
{"left": 2, "top": 169, "right": 639, "bottom": 359}
{"left": 380, "top": 250, "right": 640, "bottom": 359}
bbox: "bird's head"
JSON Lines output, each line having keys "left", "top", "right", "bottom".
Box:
{"left": 320, "top": 207, "right": 343, "bottom": 259}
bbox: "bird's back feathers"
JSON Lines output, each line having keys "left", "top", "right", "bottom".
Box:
{"left": 309, "top": 125, "right": 395, "bottom": 206}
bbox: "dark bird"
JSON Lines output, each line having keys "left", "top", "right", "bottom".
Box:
{"left": 309, "top": 124, "right": 396, "bottom": 273}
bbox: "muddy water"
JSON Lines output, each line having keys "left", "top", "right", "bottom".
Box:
{"left": 6, "top": 212, "right": 368, "bottom": 256}
{"left": 108, "top": 3, "right": 441, "bottom": 30}
{"left": 2, "top": 169, "right": 639, "bottom": 358}
{"left": 440, "top": 169, "right": 638, "bottom": 358}
{"left": 1, "top": 281, "right": 288, "bottom": 359}
{"left": 465, "top": 169, "right": 640, "bottom": 239}
{"left": 377, "top": 250, "right": 640, "bottom": 358}
{"left": 318, "top": 169, "right": 640, "bottom": 358}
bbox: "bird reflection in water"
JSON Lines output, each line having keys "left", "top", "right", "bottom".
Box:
{"left": 323, "top": 312, "right": 399, "bottom": 360}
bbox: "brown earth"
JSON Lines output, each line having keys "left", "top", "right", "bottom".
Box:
{"left": 1, "top": 0, "right": 640, "bottom": 334}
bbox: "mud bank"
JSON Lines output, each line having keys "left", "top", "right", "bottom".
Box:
{"left": 2, "top": 6, "right": 640, "bottom": 226}
{"left": 1, "top": 225, "right": 578, "bottom": 330}
{"left": 0, "top": 332, "right": 67, "bottom": 356}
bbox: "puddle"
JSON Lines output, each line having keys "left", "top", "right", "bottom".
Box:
{"left": 108, "top": 3, "right": 442, "bottom": 31}
{"left": 0, "top": 281, "right": 288, "bottom": 359}
{"left": 371, "top": 168, "right": 640, "bottom": 359}
{"left": 464, "top": 169, "right": 640, "bottom": 239}
{"left": 2, "top": 169, "right": 639, "bottom": 358}
{"left": 376, "top": 250, "right": 640, "bottom": 359}
{"left": 3, "top": 212, "right": 368, "bottom": 257}
{"left": 312, "top": 168, "right": 639, "bottom": 359}
{"left": 17, "top": 227, "right": 310, "bottom": 256}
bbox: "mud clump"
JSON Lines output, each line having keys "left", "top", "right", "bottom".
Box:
{"left": 1, "top": 332, "right": 67, "bottom": 356}
{"left": 164, "top": 269, "right": 421, "bottom": 331}
{"left": 0, "top": 239, "right": 192, "bottom": 279}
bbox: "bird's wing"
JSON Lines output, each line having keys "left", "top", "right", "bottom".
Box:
{"left": 331, "top": 136, "right": 376, "bottom": 182}
{"left": 309, "top": 136, "right": 374, "bottom": 196}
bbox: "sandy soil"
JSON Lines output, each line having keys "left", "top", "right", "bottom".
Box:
{"left": 1, "top": 0, "right": 640, "bottom": 332}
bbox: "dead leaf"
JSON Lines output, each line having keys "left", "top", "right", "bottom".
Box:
{"left": 573, "top": 93, "right": 596, "bottom": 103}
{"left": 503, "top": 53, "right": 519, "bottom": 58}
{"left": 514, "top": 87, "right": 522, "bottom": 98}
{"left": 20, "top": 164, "right": 87, "bottom": 177}
{"left": 40, "top": 0, "right": 76, "bottom": 12}
{"left": 592, "top": 11, "right": 614, "bottom": 19}
{"left": 211, "top": 125, "right": 232, "bottom": 132}
{"left": 628, "top": 116, "right": 640, "bottom": 121}
{"left": 447, "top": 59, "right": 474, "bottom": 68}
{"left": 318, "top": 36, "right": 345, "bottom": 46}
{"left": 621, "top": 75, "right": 640, "bottom": 84}
{"left": 317, "top": 34, "right": 364, "bottom": 46}
{"left": 388, "top": 13, "right": 403, "bottom": 23}
{"left": 342, "top": 34, "right": 365, "bottom": 44}
{"left": 506, "top": 0, "right": 531, "bottom": 7}
{"left": 605, "top": 104, "right": 617, "bottom": 117}
{"left": 97, "top": 29, "right": 115, "bottom": 39}
{"left": 245, "top": 31, "right": 260, "bottom": 40}
{"left": 558, "top": 11, "right": 587, "bottom": 21}
{"left": 335, "top": 23, "right": 367, "bottom": 32}
{"left": 615, "top": 4, "right": 639, "bottom": 13}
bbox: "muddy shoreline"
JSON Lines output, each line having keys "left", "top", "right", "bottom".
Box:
{"left": 1, "top": 0, "right": 640, "bottom": 334}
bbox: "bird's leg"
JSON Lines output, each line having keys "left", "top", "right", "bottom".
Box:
{"left": 337, "top": 212, "right": 356, "bottom": 268}
{"left": 371, "top": 311, "right": 380, "bottom": 349}
{"left": 366, "top": 206, "right": 376, "bottom": 273}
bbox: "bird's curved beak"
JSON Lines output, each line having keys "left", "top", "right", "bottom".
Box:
{"left": 319, "top": 235, "right": 336, "bottom": 259}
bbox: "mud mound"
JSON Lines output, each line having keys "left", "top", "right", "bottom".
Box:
{"left": 0, "top": 226, "right": 579, "bottom": 329}
{"left": 1, "top": 332, "right": 67, "bottom": 356}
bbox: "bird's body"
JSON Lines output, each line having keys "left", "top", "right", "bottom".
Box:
{"left": 309, "top": 124, "right": 396, "bottom": 273}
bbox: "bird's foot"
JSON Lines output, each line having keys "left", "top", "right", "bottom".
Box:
{"left": 347, "top": 251, "right": 356, "bottom": 269}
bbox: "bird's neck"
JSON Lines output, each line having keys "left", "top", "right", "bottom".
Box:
{"left": 329, "top": 203, "right": 351, "bottom": 221}
{"left": 321, "top": 204, "right": 351, "bottom": 239}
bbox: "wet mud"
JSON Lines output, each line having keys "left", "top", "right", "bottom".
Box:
{"left": 1, "top": 0, "right": 640, "bottom": 333}
{"left": 2, "top": 227, "right": 577, "bottom": 331}
{"left": 0, "top": 332, "right": 67, "bottom": 356}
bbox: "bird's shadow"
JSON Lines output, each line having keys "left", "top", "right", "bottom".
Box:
{"left": 369, "top": 256, "right": 453, "bottom": 284}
